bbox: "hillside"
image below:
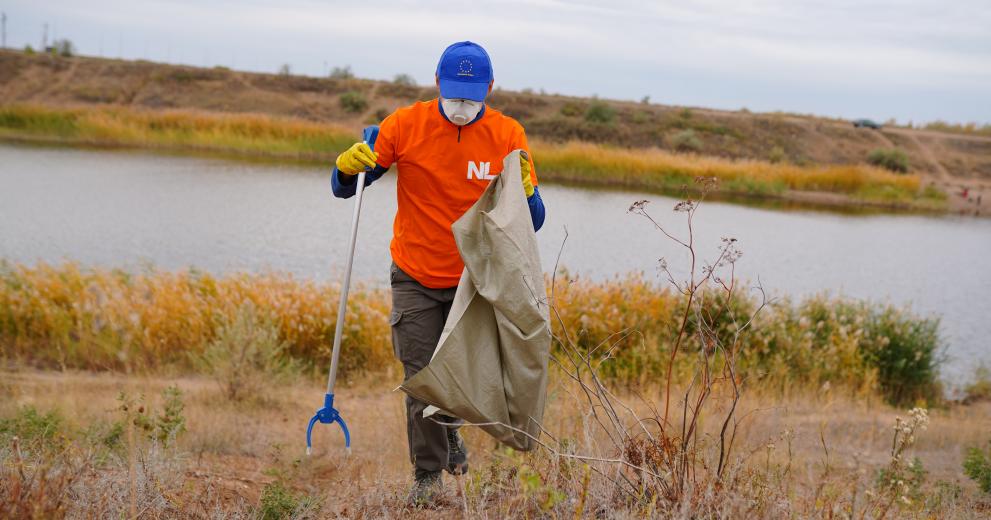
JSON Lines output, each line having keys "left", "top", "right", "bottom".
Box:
{"left": 1, "top": 49, "right": 989, "bottom": 212}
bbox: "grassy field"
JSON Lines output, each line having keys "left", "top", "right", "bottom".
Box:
{"left": 0, "top": 104, "right": 945, "bottom": 210}
{"left": 2, "top": 369, "right": 989, "bottom": 518}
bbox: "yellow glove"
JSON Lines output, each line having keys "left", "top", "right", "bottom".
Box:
{"left": 520, "top": 150, "right": 535, "bottom": 197}
{"left": 335, "top": 142, "right": 378, "bottom": 175}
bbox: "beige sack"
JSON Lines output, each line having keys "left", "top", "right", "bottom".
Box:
{"left": 400, "top": 150, "right": 551, "bottom": 451}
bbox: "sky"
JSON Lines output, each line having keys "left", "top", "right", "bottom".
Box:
{"left": 3, "top": 0, "right": 990, "bottom": 124}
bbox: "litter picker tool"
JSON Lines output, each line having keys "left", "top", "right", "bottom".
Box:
{"left": 306, "top": 125, "right": 379, "bottom": 455}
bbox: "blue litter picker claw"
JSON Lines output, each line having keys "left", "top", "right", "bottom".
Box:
{"left": 306, "top": 125, "right": 378, "bottom": 456}
{"left": 306, "top": 393, "right": 350, "bottom": 455}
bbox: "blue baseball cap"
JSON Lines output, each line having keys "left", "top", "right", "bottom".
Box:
{"left": 436, "top": 41, "right": 493, "bottom": 102}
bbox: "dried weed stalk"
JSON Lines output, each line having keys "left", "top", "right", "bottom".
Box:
{"left": 485, "top": 177, "right": 770, "bottom": 516}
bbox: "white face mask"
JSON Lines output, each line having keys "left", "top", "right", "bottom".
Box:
{"left": 441, "top": 97, "right": 483, "bottom": 126}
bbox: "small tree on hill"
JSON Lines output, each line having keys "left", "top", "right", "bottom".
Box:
{"left": 392, "top": 73, "right": 416, "bottom": 86}
{"left": 340, "top": 91, "right": 368, "bottom": 113}
{"left": 52, "top": 39, "right": 75, "bottom": 57}
{"left": 672, "top": 129, "right": 703, "bottom": 153}
{"left": 329, "top": 65, "right": 354, "bottom": 80}
{"left": 585, "top": 100, "right": 615, "bottom": 124}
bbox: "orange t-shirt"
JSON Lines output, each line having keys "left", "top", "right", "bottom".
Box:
{"left": 374, "top": 99, "right": 538, "bottom": 289}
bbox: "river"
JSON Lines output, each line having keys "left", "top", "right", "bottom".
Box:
{"left": 1, "top": 143, "right": 988, "bottom": 383}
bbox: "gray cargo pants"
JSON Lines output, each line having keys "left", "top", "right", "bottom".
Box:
{"left": 389, "top": 262, "right": 462, "bottom": 473}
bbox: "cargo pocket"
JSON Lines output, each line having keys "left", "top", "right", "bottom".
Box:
{"left": 389, "top": 310, "right": 403, "bottom": 359}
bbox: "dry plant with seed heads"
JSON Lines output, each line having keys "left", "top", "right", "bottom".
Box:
{"left": 478, "top": 176, "right": 771, "bottom": 515}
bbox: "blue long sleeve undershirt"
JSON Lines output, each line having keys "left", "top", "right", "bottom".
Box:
{"left": 331, "top": 166, "right": 546, "bottom": 232}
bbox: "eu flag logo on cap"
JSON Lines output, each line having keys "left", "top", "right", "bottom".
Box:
{"left": 437, "top": 41, "right": 492, "bottom": 102}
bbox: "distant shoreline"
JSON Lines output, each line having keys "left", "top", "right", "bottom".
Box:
{"left": 0, "top": 104, "right": 952, "bottom": 214}
{"left": 6, "top": 47, "right": 990, "bottom": 215}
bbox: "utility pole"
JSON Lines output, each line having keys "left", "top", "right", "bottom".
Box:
{"left": 2, "top": 12, "right": 7, "bottom": 49}
{"left": 42, "top": 23, "right": 48, "bottom": 51}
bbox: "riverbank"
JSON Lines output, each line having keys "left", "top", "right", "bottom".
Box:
{"left": 0, "top": 103, "right": 948, "bottom": 212}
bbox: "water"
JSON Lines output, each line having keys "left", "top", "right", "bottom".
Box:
{"left": 1, "top": 143, "right": 989, "bottom": 381}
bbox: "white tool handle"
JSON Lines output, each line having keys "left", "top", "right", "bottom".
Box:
{"left": 327, "top": 168, "right": 367, "bottom": 393}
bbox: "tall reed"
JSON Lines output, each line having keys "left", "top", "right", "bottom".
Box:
{"left": 0, "top": 261, "right": 941, "bottom": 403}
{"left": 0, "top": 104, "right": 355, "bottom": 159}
{"left": 533, "top": 140, "right": 923, "bottom": 200}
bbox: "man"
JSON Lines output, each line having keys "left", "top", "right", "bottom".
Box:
{"left": 330, "top": 41, "right": 546, "bottom": 503}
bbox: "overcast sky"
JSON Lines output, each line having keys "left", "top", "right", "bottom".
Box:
{"left": 4, "top": 0, "right": 990, "bottom": 124}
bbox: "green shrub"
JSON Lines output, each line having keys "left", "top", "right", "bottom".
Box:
{"left": 861, "top": 306, "right": 942, "bottom": 406}
{"left": 671, "top": 129, "right": 703, "bottom": 153}
{"left": 0, "top": 406, "right": 64, "bottom": 442}
{"left": 259, "top": 481, "right": 299, "bottom": 519}
{"left": 584, "top": 101, "right": 615, "bottom": 124}
{"left": 366, "top": 107, "right": 391, "bottom": 124}
{"left": 24, "top": 45, "right": 36, "bottom": 55}
{"left": 392, "top": 73, "right": 416, "bottom": 86}
{"left": 746, "top": 297, "right": 870, "bottom": 389}
{"left": 560, "top": 102, "right": 583, "bottom": 118}
{"left": 113, "top": 385, "right": 187, "bottom": 446}
{"left": 52, "top": 39, "right": 76, "bottom": 57}
{"left": 963, "top": 441, "right": 991, "bottom": 494}
{"left": 195, "top": 303, "right": 300, "bottom": 403}
{"left": 876, "top": 457, "right": 927, "bottom": 503}
{"left": 258, "top": 480, "right": 318, "bottom": 519}
{"left": 769, "top": 146, "right": 786, "bottom": 163}
{"left": 340, "top": 91, "right": 368, "bottom": 114}
{"left": 154, "top": 385, "right": 187, "bottom": 445}
{"left": 329, "top": 65, "right": 354, "bottom": 80}
{"left": 921, "top": 184, "right": 947, "bottom": 202}
{"left": 964, "top": 365, "right": 991, "bottom": 403}
{"left": 739, "top": 295, "right": 943, "bottom": 403}
{"left": 867, "top": 148, "right": 909, "bottom": 173}
{"left": 94, "top": 420, "right": 125, "bottom": 450}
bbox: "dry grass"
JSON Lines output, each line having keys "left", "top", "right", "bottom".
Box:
{"left": 0, "top": 103, "right": 946, "bottom": 209}
{"left": 0, "top": 261, "right": 945, "bottom": 407}
{"left": 0, "top": 261, "right": 944, "bottom": 406}
{"left": 535, "top": 140, "right": 926, "bottom": 201}
{"left": 0, "top": 103, "right": 356, "bottom": 159}
{"left": 921, "top": 121, "right": 991, "bottom": 138}
{"left": 1, "top": 369, "right": 988, "bottom": 518}
{"left": 0, "top": 261, "right": 393, "bottom": 376}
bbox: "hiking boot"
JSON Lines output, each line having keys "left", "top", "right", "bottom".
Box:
{"left": 407, "top": 469, "right": 442, "bottom": 506}
{"left": 446, "top": 428, "right": 469, "bottom": 475}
